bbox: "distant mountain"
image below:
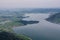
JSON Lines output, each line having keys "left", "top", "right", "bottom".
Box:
{"left": 19, "top": 8, "right": 60, "bottom": 13}
{"left": 46, "top": 13, "right": 60, "bottom": 24}
{"left": 0, "top": 8, "right": 60, "bottom": 14}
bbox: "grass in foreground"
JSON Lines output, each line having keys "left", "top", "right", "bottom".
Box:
{"left": 0, "top": 30, "right": 31, "bottom": 40}
{"left": 0, "top": 21, "right": 31, "bottom": 40}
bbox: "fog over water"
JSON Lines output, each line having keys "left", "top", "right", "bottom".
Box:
{"left": 13, "top": 14, "right": 60, "bottom": 40}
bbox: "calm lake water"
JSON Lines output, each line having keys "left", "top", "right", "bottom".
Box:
{"left": 13, "top": 14, "right": 60, "bottom": 40}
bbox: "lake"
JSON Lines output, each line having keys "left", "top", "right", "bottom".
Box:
{"left": 13, "top": 13, "right": 60, "bottom": 40}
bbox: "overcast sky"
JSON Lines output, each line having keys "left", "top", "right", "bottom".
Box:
{"left": 0, "top": 0, "right": 60, "bottom": 8}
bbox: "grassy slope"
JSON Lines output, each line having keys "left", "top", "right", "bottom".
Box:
{"left": 0, "top": 23, "right": 31, "bottom": 40}
{"left": 0, "top": 31, "right": 31, "bottom": 40}
{"left": 0, "top": 21, "right": 31, "bottom": 40}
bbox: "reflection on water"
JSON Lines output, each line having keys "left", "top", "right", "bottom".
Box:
{"left": 13, "top": 14, "right": 60, "bottom": 40}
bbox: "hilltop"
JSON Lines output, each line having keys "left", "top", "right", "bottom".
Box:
{"left": 46, "top": 13, "right": 60, "bottom": 24}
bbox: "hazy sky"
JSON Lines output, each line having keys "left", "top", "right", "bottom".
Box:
{"left": 0, "top": 0, "right": 60, "bottom": 8}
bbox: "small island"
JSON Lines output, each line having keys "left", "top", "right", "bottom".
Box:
{"left": 46, "top": 13, "right": 60, "bottom": 24}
